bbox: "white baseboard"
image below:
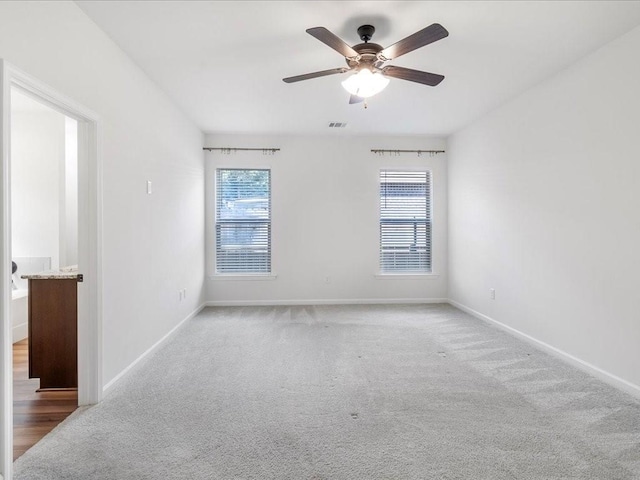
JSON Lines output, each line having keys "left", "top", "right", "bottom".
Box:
{"left": 12, "top": 323, "right": 27, "bottom": 343}
{"left": 102, "top": 303, "right": 205, "bottom": 395}
{"left": 448, "top": 299, "right": 640, "bottom": 400}
{"left": 205, "top": 298, "right": 449, "bottom": 307}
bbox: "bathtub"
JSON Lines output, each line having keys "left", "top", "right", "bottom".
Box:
{"left": 11, "top": 257, "right": 51, "bottom": 343}
{"left": 12, "top": 289, "right": 28, "bottom": 343}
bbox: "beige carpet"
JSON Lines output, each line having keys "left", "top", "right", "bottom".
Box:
{"left": 14, "top": 304, "right": 640, "bottom": 479}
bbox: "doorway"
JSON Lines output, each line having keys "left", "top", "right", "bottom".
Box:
{"left": 10, "top": 89, "right": 79, "bottom": 460}
{"left": 1, "top": 60, "right": 102, "bottom": 479}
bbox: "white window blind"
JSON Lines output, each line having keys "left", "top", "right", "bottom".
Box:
{"left": 215, "top": 169, "right": 271, "bottom": 274}
{"left": 380, "top": 170, "right": 432, "bottom": 273}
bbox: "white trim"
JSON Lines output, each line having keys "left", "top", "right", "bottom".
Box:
{"left": 448, "top": 299, "right": 640, "bottom": 400}
{"left": 0, "top": 59, "right": 13, "bottom": 479}
{"left": 8, "top": 66, "right": 103, "bottom": 408}
{"left": 102, "top": 304, "right": 206, "bottom": 395}
{"left": 374, "top": 273, "right": 440, "bottom": 280}
{"left": 206, "top": 298, "right": 449, "bottom": 307}
{"left": 1, "top": 60, "right": 103, "bottom": 478}
{"left": 11, "top": 71, "right": 100, "bottom": 125}
{"left": 208, "top": 274, "right": 278, "bottom": 281}
{"left": 75, "top": 116, "right": 102, "bottom": 406}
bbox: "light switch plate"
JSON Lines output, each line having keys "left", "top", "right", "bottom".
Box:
{"left": 147, "top": 180, "right": 152, "bottom": 194}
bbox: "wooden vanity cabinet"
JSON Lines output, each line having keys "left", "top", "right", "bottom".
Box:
{"left": 28, "top": 278, "right": 78, "bottom": 390}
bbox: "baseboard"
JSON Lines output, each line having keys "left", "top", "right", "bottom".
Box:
{"left": 102, "top": 303, "right": 205, "bottom": 395}
{"left": 12, "top": 322, "right": 27, "bottom": 343}
{"left": 448, "top": 299, "right": 640, "bottom": 400}
{"left": 205, "top": 298, "right": 449, "bottom": 307}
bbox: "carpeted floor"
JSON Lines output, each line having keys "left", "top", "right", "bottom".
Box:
{"left": 14, "top": 304, "right": 640, "bottom": 479}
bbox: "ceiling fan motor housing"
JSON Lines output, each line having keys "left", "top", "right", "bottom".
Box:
{"left": 347, "top": 43, "right": 383, "bottom": 69}
{"left": 357, "top": 24, "right": 376, "bottom": 42}
{"left": 346, "top": 25, "right": 384, "bottom": 70}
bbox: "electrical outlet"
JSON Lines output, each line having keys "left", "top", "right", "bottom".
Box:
{"left": 490, "top": 288, "right": 496, "bottom": 300}
{"left": 147, "top": 180, "right": 153, "bottom": 194}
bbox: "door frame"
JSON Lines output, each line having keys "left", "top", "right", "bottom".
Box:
{"left": 0, "top": 59, "right": 102, "bottom": 478}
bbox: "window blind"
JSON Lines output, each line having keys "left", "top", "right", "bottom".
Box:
{"left": 380, "top": 170, "right": 432, "bottom": 273}
{"left": 215, "top": 169, "right": 271, "bottom": 274}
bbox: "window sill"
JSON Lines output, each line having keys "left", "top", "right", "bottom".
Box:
{"left": 209, "top": 274, "right": 278, "bottom": 281}
{"left": 374, "top": 273, "right": 440, "bottom": 280}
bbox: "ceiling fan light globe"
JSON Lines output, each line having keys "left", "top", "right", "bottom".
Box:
{"left": 341, "top": 69, "right": 390, "bottom": 98}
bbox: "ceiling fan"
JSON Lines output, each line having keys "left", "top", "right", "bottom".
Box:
{"left": 283, "top": 23, "right": 449, "bottom": 104}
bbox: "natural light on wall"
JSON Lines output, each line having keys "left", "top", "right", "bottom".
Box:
{"left": 341, "top": 69, "right": 390, "bottom": 98}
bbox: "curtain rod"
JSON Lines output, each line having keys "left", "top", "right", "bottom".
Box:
{"left": 203, "top": 147, "right": 280, "bottom": 154}
{"left": 371, "top": 149, "right": 445, "bottom": 155}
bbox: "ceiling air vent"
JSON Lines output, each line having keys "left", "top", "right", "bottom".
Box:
{"left": 328, "top": 122, "right": 348, "bottom": 128}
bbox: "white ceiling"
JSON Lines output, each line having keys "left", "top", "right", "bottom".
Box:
{"left": 76, "top": 1, "right": 640, "bottom": 136}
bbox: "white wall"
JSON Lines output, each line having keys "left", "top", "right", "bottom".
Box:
{"left": 0, "top": 2, "right": 205, "bottom": 386}
{"left": 205, "top": 134, "right": 447, "bottom": 304}
{"left": 11, "top": 105, "right": 65, "bottom": 270}
{"left": 448, "top": 25, "right": 640, "bottom": 389}
{"left": 60, "top": 116, "right": 78, "bottom": 268}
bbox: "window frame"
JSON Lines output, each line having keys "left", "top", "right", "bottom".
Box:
{"left": 214, "top": 168, "right": 272, "bottom": 276}
{"left": 378, "top": 169, "right": 434, "bottom": 275}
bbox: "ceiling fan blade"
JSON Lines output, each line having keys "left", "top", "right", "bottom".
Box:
{"left": 283, "top": 67, "right": 348, "bottom": 83}
{"left": 379, "top": 23, "right": 449, "bottom": 61}
{"left": 306, "top": 27, "right": 359, "bottom": 58}
{"left": 382, "top": 66, "right": 445, "bottom": 86}
{"left": 349, "top": 94, "right": 364, "bottom": 104}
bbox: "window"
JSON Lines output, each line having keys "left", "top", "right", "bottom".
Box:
{"left": 379, "top": 170, "right": 432, "bottom": 273}
{"left": 215, "top": 169, "right": 271, "bottom": 274}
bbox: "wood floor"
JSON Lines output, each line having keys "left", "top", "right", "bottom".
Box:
{"left": 13, "top": 339, "right": 77, "bottom": 461}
